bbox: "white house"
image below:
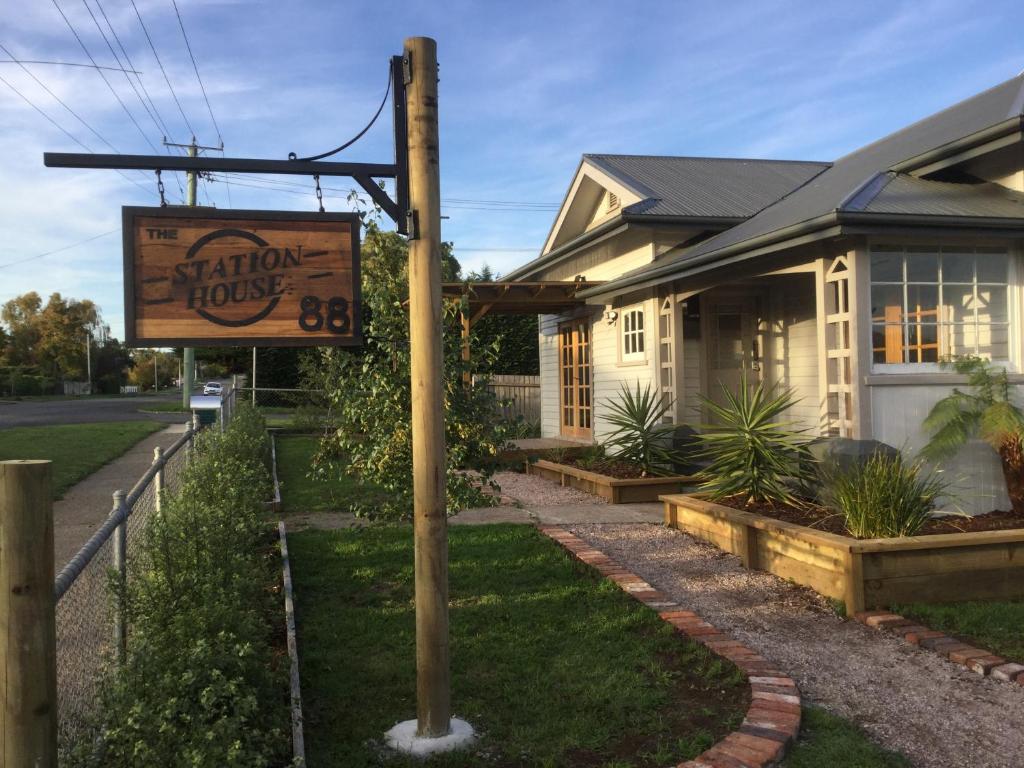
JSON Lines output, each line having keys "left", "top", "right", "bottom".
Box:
{"left": 504, "top": 73, "right": 1024, "bottom": 513}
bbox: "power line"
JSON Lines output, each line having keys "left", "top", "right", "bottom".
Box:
{"left": 93, "top": 0, "right": 174, "bottom": 142}
{"left": 50, "top": 0, "right": 161, "bottom": 154}
{"left": 0, "top": 227, "right": 120, "bottom": 269}
{"left": 170, "top": 0, "right": 222, "bottom": 144}
{"left": 0, "top": 58, "right": 140, "bottom": 74}
{"left": 87, "top": 0, "right": 184, "bottom": 200}
{"left": 0, "top": 70, "right": 153, "bottom": 196}
{"left": 128, "top": 0, "right": 196, "bottom": 139}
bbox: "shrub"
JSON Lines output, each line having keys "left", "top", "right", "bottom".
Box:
{"left": 602, "top": 381, "right": 679, "bottom": 476}
{"left": 828, "top": 452, "right": 947, "bottom": 538}
{"left": 76, "top": 403, "right": 287, "bottom": 767}
{"left": 696, "top": 376, "right": 811, "bottom": 506}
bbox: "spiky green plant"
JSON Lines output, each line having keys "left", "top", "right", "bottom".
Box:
{"left": 921, "top": 357, "right": 1024, "bottom": 513}
{"left": 830, "top": 452, "right": 947, "bottom": 538}
{"left": 696, "top": 376, "right": 811, "bottom": 506}
{"left": 602, "top": 381, "right": 678, "bottom": 476}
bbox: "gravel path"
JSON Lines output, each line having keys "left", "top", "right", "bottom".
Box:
{"left": 568, "top": 523, "right": 1024, "bottom": 768}
{"left": 491, "top": 470, "right": 608, "bottom": 507}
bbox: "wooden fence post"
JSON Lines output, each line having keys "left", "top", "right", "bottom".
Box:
{"left": 0, "top": 460, "right": 58, "bottom": 767}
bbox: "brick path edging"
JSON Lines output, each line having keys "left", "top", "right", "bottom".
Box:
{"left": 854, "top": 610, "right": 1024, "bottom": 685}
{"left": 538, "top": 525, "right": 801, "bottom": 768}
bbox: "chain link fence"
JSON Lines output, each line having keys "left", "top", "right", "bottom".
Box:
{"left": 237, "top": 387, "right": 329, "bottom": 430}
{"left": 54, "top": 421, "right": 196, "bottom": 753}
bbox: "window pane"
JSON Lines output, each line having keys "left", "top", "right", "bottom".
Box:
{"left": 637, "top": 332, "right": 645, "bottom": 353}
{"left": 906, "top": 250, "right": 939, "bottom": 282}
{"left": 941, "top": 252, "right": 974, "bottom": 283}
{"left": 906, "top": 284, "right": 938, "bottom": 320}
{"left": 977, "top": 285, "right": 1008, "bottom": 325}
{"left": 976, "top": 251, "right": 1009, "bottom": 283}
{"left": 871, "top": 284, "right": 902, "bottom": 322}
{"left": 636, "top": 311, "right": 644, "bottom": 330}
{"left": 871, "top": 250, "right": 902, "bottom": 282}
{"left": 941, "top": 323, "right": 970, "bottom": 359}
{"left": 872, "top": 324, "right": 903, "bottom": 364}
{"left": 941, "top": 284, "right": 975, "bottom": 323}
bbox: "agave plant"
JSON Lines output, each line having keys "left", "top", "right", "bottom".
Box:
{"left": 602, "top": 381, "right": 678, "bottom": 476}
{"left": 921, "top": 356, "right": 1024, "bottom": 512}
{"left": 696, "top": 375, "right": 811, "bottom": 506}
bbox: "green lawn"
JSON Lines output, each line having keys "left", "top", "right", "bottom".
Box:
{"left": 276, "top": 434, "right": 389, "bottom": 514}
{"left": 290, "top": 524, "right": 750, "bottom": 767}
{"left": 0, "top": 421, "right": 164, "bottom": 498}
{"left": 782, "top": 707, "right": 910, "bottom": 768}
{"left": 894, "top": 600, "right": 1024, "bottom": 662}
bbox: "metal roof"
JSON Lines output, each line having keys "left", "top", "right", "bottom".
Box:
{"left": 585, "top": 154, "right": 831, "bottom": 219}
{"left": 582, "top": 72, "right": 1024, "bottom": 298}
{"left": 848, "top": 173, "right": 1024, "bottom": 217}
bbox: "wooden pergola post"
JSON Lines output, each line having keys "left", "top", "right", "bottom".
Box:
{"left": 461, "top": 310, "right": 471, "bottom": 387}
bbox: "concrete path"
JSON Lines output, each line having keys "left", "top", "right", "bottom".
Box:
{"left": 53, "top": 424, "right": 189, "bottom": 569}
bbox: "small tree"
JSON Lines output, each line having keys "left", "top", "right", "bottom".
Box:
{"left": 602, "top": 381, "right": 678, "bottom": 476}
{"left": 303, "top": 224, "right": 509, "bottom": 519}
{"left": 921, "top": 356, "right": 1024, "bottom": 512}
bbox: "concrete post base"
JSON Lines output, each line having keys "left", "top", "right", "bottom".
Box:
{"left": 384, "top": 718, "right": 475, "bottom": 756}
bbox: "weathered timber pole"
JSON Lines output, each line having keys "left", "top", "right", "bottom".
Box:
{"left": 405, "top": 35, "right": 451, "bottom": 738}
{"left": 181, "top": 140, "right": 198, "bottom": 410}
{"left": 0, "top": 460, "right": 58, "bottom": 767}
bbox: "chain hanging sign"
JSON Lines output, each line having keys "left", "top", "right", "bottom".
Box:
{"left": 122, "top": 207, "right": 361, "bottom": 347}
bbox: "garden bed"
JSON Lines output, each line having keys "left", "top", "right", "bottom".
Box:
{"left": 662, "top": 494, "right": 1024, "bottom": 613}
{"left": 527, "top": 458, "right": 694, "bottom": 503}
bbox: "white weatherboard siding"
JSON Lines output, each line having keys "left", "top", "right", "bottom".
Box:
{"left": 870, "top": 383, "right": 1019, "bottom": 514}
{"left": 538, "top": 314, "right": 562, "bottom": 439}
{"left": 591, "top": 299, "right": 658, "bottom": 442}
{"left": 766, "top": 276, "right": 820, "bottom": 433}
{"left": 681, "top": 337, "right": 702, "bottom": 426}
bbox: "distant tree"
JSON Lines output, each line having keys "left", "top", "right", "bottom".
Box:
{"left": 2, "top": 291, "right": 43, "bottom": 366}
{"left": 1, "top": 291, "right": 101, "bottom": 379}
{"left": 127, "top": 349, "right": 177, "bottom": 390}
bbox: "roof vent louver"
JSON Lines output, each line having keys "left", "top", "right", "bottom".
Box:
{"left": 607, "top": 192, "right": 620, "bottom": 212}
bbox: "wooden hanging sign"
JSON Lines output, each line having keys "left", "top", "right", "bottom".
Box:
{"left": 123, "top": 207, "right": 361, "bottom": 347}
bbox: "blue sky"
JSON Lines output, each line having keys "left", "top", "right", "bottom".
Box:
{"left": 1, "top": 0, "right": 1022, "bottom": 340}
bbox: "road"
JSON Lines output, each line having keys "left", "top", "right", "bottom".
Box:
{"left": 0, "top": 380, "right": 234, "bottom": 429}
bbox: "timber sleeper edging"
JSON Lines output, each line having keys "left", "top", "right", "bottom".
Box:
{"left": 538, "top": 525, "right": 801, "bottom": 768}
{"left": 854, "top": 609, "right": 1024, "bottom": 686}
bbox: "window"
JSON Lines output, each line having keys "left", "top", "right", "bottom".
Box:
{"left": 621, "top": 305, "right": 645, "bottom": 361}
{"left": 870, "top": 244, "right": 1010, "bottom": 365}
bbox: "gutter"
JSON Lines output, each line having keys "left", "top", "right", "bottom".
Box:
{"left": 890, "top": 116, "right": 1022, "bottom": 174}
{"left": 504, "top": 213, "right": 740, "bottom": 281}
{"left": 579, "top": 208, "right": 1024, "bottom": 301}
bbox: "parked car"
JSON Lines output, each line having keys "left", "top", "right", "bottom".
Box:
{"left": 203, "top": 381, "right": 223, "bottom": 396}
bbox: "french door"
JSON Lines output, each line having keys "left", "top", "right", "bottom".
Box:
{"left": 558, "top": 319, "right": 592, "bottom": 440}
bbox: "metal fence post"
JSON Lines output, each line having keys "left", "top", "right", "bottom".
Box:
{"left": 0, "top": 460, "right": 58, "bottom": 767}
{"left": 111, "top": 490, "right": 128, "bottom": 664}
{"left": 153, "top": 447, "right": 164, "bottom": 516}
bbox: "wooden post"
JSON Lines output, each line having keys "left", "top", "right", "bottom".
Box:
{"left": 0, "top": 460, "right": 58, "bottom": 767}
{"left": 405, "top": 35, "right": 451, "bottom": 739}
{"left": 460, "top": 310, "right": 471, "bottom": 387}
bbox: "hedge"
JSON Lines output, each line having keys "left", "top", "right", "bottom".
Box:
{"left": 73, "top": 403, "right": 288, "bottom": 767}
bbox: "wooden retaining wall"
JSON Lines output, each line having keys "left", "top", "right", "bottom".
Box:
{"left": 527, "top": 460, "right": 694, "bottom": 504}
{"left": 661, "top": 494, "right": 1024, "bottom": 613}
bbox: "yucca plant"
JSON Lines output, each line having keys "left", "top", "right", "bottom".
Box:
{"left": 921, "top": 356, "right": 1024, "bottom": 513}
{"left": 830, "top": 452, "right": 947, "bottom": 538}
{"left": 602, "top": 381, "right": 678, "bottom": 476}
{"left": 696, "top": 376, "right": 811, "bottom": 506}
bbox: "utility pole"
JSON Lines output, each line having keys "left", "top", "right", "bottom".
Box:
{"left": 153, "top": 351, "right": 158, "bottom": 392}
{"left": 406, "top": 36, "right": 450, "bottom": 739}
{"left": 163, "top": 134, "right": 220, "bottom": 409}
{"left": 84, "top": 331, "right": 91, "bottom": 393}
{"left": 251, "top": 347, "right": 256, "bottom": 406}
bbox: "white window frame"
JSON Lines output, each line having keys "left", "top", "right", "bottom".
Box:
{"left": 868, "top": 242, "right": 1017, "bottom": 373}
{"left": 620, "top": 304, "right": 646, "bottom": 363}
